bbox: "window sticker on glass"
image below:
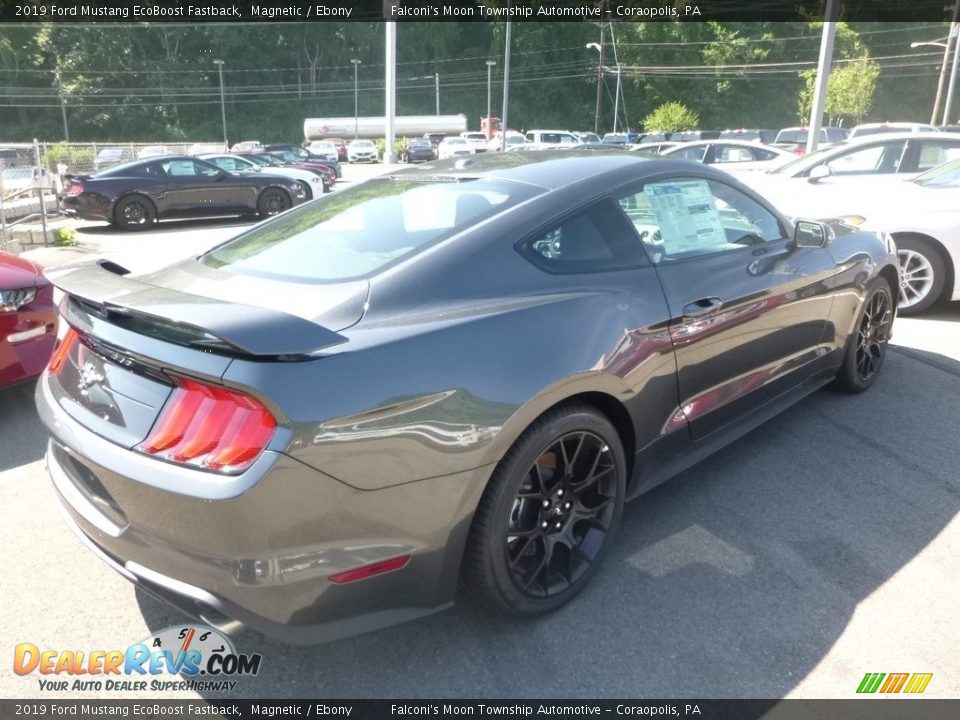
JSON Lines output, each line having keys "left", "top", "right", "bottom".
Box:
{"left": 645, "top": 180, "right": 727, "bottom": 255}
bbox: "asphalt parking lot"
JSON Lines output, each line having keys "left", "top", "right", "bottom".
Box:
{"left": 1, "top": 161, "right": 958, "bottom": 700}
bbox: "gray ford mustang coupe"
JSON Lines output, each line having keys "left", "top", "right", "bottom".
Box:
{"left": 37, "top": 152, "right": 898, "bottom": 644}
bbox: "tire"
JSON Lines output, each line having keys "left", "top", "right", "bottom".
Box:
{"left": 257, "top": 187, "right": 291, "bottom": 217}
{"left": 462, "top": 404, "right": 626, "bottom": 616}
{"left": 113, "top": 194, "right": 156, "bottom": 231}
{"left": 297, "top": 181, "right": 313, "bottom": 201}
{"left": 896, "top": 236, "right": 946, "bottom": 316}
{"left": 831, "top": 277, "right": 895, "bottom": 393}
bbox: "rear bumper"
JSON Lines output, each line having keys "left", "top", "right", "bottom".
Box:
{"left": 62, "top": 195, "right": 111, "bottom": 221}
{"left": 37, "top": 373, "right": 491, "bottom": 644}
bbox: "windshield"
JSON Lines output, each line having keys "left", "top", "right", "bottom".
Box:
{"left": 913, "top": 157, "right": 960, "bottom": 187}
{"left": 242, "top": 155, "right": 270, "bottom": 166}
{"left": 200, "top": 177, "right": 542, "bottom": 282}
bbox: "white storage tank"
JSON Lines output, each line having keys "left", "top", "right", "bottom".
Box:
{"left": 304, "top": 115, "right": 468, "bottom": 140}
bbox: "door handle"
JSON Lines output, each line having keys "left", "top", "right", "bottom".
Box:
{"left": 682, "top": 297, "right": 723, "bottom": 318}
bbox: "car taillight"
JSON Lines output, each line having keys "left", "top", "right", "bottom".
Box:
{"left": 66, "top": 181, "right": 84, "bottom": 196}
{"left": 138, "top": 376, "right": 277, "bottom": 474}
{"left": 48, "top": 328, "right": 78, "bottom": 375}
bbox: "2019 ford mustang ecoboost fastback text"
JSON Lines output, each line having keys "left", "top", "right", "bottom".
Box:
{"left": 37, "top": 152, "right": 899, "bottom": 643}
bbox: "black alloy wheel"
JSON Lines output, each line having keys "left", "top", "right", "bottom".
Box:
{"left": 463, "top": 404, "right": 626, "bottom": 615}
{"left": 113, "top": 194, "right": 156, "bottom": 230}
{"left": 832, "top": 278, "right": 894, "bottom": 393}
{"left": 854, "top": 286, "right": 892, "bottom": 385}
{"left": 505, "top": 431, "right": 619, "bottom": 598}
{"left": 257, "top": 188, "right": 292, "bottom": 217}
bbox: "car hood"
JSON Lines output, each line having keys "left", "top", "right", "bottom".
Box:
{"left": 0, "top": 251, "right": 42, "bottom": 290}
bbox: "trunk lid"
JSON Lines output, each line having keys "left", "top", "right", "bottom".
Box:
{"left": 46, "top": 260, "right": 356, "bottom": 448}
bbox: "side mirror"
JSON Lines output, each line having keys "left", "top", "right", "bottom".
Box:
{"left": 807, "top": 165, "right": 831, "bottom": 183}
{"left": 794, "top": 219, "right": 830, "bottom": 248}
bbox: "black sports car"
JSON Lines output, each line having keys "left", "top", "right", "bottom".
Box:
{"left": 38, "top": 152, "right": 898, "bottom": 644}
{"left": 263, "top": 143, "right": 342, "bottom": 178}
{"left": 62, "top": 156, "right": 306, "bottom": 230}
{"left": 402, "top": 138, "right": 438, "bottom": 163}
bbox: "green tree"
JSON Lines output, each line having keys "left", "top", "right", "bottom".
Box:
{"left": 798, "top": 57, "right": 880, "bottom": 125}
{"left": 643, "top": 102, "right": 699, "bottom": 132}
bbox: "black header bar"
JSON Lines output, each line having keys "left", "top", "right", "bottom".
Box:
{"left": 0, "top": 0, "right": 956, "bottom": 23}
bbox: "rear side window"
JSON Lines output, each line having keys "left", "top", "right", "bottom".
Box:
{"left": 520, "top": 200, "right": 648, "bottom": 273}
{"left": 670, "top": 145, "right": 708, "bottom": 162}
{"left": 201, "top": 178, "right": 541, "bottom": 282}
{"left": 823, "top": 141, "right": 906, "bottom": 175}
{"left": 916, "top": 140, "right": 960, "bottom": 171}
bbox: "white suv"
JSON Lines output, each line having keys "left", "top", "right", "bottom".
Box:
{"left": 524, "top": 130, "right": 581, "bottom": 150}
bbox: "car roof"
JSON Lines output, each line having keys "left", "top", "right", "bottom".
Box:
{"left": 383, "top": 149, "right": 706, "bottom": 191}
{"left": 664, "top": 139, "right": 787, "bottom": 151}
{"left": 828, "top": 131, "right": 959, "bottom": 145}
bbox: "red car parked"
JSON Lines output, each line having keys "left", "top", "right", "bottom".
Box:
{"left": 327, "top": 137, "right": 348, "bottom": 161}
{"left": 0, "top": 251, "right": 58, "bottom": 388}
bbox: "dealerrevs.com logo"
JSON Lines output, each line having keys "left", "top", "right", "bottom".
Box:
{"left": 14, "top": 625, "right": 262, "bottom": 693}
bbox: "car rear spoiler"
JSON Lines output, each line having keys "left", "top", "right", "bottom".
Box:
{"left": 51, "top": 261, "right": 347, "bottom": 358}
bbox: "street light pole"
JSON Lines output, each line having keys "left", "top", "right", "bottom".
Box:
{"left": 213, "top": 60, "right": 227, "bottom": 149}
{"left": 434, "top": 72, "right": 440, "bottom": 115}
{"left": 485, "top": 60, "right": 496, "bottom": 132}
{"left": 586, "top": 41, "right": 603, "bottom": 135}
{"left": 350, "top": 59, "right": 362, "bottom": 140}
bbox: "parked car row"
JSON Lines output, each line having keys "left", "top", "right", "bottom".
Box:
{"left": 62, "top": 155, "right": 309, "bottom": 230}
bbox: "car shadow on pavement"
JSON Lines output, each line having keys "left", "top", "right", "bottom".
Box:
{"left": 135, "top": 347, "right": 960, "bottom": 698}
{"left": 74, "top": 217, "right": 257, "bottom": 236}
{"left": 0, "top": 380, "right": 47, "bottom": 473}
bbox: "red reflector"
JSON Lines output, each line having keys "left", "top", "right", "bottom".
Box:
{"left": 138, "top": 376, "right": 277, "bottom": 474}
{"left": 328, "top": 556, "right": 411, "bottom": 585}
{"left": 48, "top": 328, "right": 78, "bottom": 375}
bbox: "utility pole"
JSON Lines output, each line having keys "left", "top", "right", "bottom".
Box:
{"left": 56, "top": 73, "right": 69, "bottom": 142}
{"left": 593, "top": 24, "right": 604, "bottom": 135}
{"left": 213, "top": 59, "right": 227, "bottom": 149}
{"left": 434, "top": 72, "right": 440, "bottom": 115}
{"left": 931, "top": 4, "right": 960, "bottom": 124}
{"left": 612, "top": 66, "right": 622, "bottom": 134}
